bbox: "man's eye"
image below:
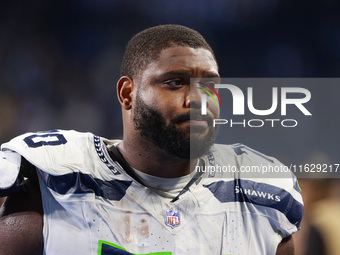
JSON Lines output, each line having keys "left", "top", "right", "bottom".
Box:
{"left": 165, "top": 80, "right": 185, "bottom": 86}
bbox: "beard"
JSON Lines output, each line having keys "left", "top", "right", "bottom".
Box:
{"left": 133, "top": 92, "right": 218, "bottom": 159}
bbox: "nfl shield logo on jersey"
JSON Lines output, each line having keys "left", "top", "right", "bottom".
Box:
{"left": 165, "top": 209, "right": 180, "bottom": 228}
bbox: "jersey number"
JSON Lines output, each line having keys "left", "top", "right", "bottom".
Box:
{"left": 24, "top": 131, "right": 67, "bottom": 148}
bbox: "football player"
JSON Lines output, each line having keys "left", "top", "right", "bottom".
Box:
{"left": 0, "top": 25, "right": 303, "bottom": 255}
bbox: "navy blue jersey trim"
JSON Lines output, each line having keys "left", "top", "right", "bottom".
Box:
{"left": 40, "top": 171, "right": 132, "bottom": 201}
{"left": 101, "top": 243, "right": 133, "bottom": 255}
{"left": 93, "top": 135, "right": 120, "bottom": 175}
{"left": 204, "top": 179, "right": 303, "bottom": 228}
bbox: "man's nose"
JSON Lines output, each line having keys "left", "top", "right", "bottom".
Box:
{"left": 185, "top": 84, "right": 205, "bottom": 109}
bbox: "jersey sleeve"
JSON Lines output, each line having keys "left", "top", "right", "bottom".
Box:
{"left": 237, "top": 145, "right": 304, "bottom": 237}
{"left": 1, "top": 130, "right": 91, "bottom": 175}
{"left": 0, "top": 130, "right": 88, "bottom": 196}
{"left": 243, "top": 146, "right": 304, "bottom": 238}
{"left": 0, "top": 150, "right": 23, "bottom": 196}
{"left": 211, "top": 143, "right": 304, "bottom": 238}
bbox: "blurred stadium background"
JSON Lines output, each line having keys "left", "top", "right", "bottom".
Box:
{"left": 0, "top": 1, "right": 340, "bottom": 254}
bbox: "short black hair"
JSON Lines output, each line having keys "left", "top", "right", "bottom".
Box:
{"left": 121, "top": 24, "right": 216, "bottom": 77}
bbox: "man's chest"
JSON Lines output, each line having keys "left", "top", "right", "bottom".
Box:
{"left": 41, "top": 181, "right": 279, "bottom": 255}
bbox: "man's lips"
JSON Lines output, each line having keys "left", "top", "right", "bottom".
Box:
{"left": 186, "top": 119, "right": 208, "bottom": 128}
{"left": 174, "top": 112, "right": 213, "bottom": 127}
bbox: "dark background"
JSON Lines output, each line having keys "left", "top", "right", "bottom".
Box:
{"left": 0, "top": 0, "right": 339, "bottom": 165}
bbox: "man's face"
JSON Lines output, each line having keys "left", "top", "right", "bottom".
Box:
{"left": 132, "top": 46, "right": 220, "bottom": 159}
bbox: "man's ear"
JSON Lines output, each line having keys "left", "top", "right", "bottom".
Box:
{"left": 117, "top": 76, "right": 134, "bottom": 110}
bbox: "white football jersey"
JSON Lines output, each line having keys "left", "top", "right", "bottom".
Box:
{"left": 1, "top": 130, "right": 303, "bottom": 255}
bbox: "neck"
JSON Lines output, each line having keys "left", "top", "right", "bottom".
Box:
{"left": 117, "top": 136, "right": 198, "bottom": 178}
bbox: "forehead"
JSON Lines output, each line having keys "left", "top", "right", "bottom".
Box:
{"left": 140, "top": 46, "right": 219, "bottom": 79}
